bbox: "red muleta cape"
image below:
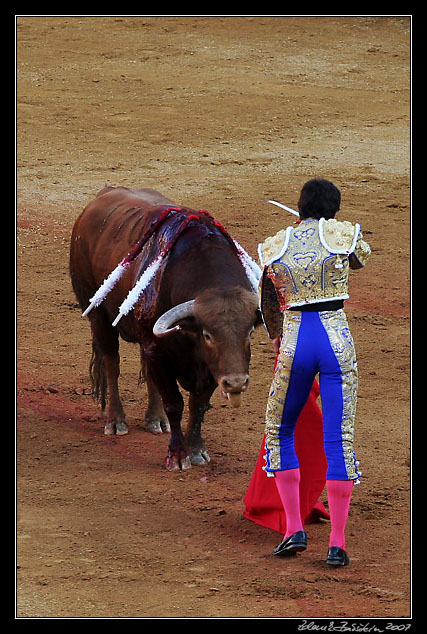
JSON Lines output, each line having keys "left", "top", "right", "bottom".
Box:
{"left": 243, "top": 379, "right": 330, "bottom": 534}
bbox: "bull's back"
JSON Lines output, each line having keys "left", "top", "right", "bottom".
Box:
{"left": 70, "top": 187, "right": 173, "bottom": 310}
{"left": 72, "top": 187, "right": 170, "bottom": 270}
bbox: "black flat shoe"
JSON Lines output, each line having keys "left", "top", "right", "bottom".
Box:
{"left": 273, "top": 530, "right": 307, "bottom": 557}
{"left": 326, "top": 547, "right": 350, "bottom": 566}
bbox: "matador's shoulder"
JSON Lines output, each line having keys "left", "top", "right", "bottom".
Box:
{"left": 320, "top": 219, "right": 361, "bottom": 254}
{"left": 258, "top": 227, "right": 292, "bottom": 267}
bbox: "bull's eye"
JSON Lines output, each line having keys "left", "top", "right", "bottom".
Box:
{"left": 202, "top": 329, "right": 213, "bottom": 344}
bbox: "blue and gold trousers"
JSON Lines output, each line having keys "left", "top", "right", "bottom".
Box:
{"left": 264, "top": 309, "right": 361, "bottom": 482}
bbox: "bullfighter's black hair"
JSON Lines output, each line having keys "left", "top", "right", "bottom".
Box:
{"left": 297, "top": 178, "right": 341, "bottom": 220}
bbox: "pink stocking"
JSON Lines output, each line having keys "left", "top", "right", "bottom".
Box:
{"left": 327, "top": 480, "right": 353, "bottom": 549}
{"left": 274, "top": 468, "right": 304, "bottom": 538}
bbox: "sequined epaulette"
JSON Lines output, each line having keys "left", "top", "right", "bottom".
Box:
{"left": 320, "top": 219, "right": 360, "bottom": 254}
{"left": 258, "top": 227, "right": 292, "bottom": 267}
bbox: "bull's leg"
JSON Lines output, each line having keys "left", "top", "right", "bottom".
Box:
{"left": 144, "top": 376, "right": 171, "bottom": 435}
{"left": 164, "top": 394, "right": 190, "bottom": 471}
{"left": 145, "top": 359, "right": 189, "bottom": 471}
{"left": 139, "top": 348, "right": 170, "bottom": 434}
{"left": 186, "top": 387, "right": 216, "bottom": 466}
{"left": 102, "top": 353, "right": 128, "bottom": 436}
{"left": 89, "top": 312, "right": 128, "bottom": 436}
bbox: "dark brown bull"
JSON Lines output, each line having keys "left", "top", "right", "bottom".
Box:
{"left": 69, "top": 186, "right": 262, "bottom": 470}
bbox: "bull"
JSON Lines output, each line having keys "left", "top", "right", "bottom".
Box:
{"left": 69, "top": 186, "right": 262, "bottom": 470}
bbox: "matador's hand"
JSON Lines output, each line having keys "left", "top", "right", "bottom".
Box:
{"left": 272, "top": 336, "right": 281, "bottom": 355}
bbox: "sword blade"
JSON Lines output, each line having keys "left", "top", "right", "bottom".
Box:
{"left": 264, "top": 200, "right": 300, "bottom": 217}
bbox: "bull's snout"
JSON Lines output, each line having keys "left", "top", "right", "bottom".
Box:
{"left": 219, "top": 374, "right": 249, "bottom": 408}
{"left": 220, "top": 374, "right": 249, "bottom": 393}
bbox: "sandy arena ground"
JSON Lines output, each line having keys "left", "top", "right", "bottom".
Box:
{"left": 17, "top": 16, "right": 411, "bottom": 619}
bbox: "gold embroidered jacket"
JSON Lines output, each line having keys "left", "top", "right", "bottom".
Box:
{"left": 258, "top": 218, "right": 371, "bottom": 338}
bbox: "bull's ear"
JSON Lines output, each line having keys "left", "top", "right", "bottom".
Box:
{"left": 175, "top": 316, "right": 200, "bottom": 336}
{"left": 254, "top": 308, "right": 264, "bottom": 329}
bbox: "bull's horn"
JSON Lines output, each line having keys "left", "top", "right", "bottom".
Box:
{"left": 153, "top": 300, "right": 196, "bottom": 337}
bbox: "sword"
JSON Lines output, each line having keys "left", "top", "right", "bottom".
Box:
{"left": 264, "top": 200, "right": 300, "bottom": 217}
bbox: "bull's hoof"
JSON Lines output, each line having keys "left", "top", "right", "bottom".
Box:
{"left": 190, "top": 449, "right": 211, "bottom": 466}
{"left": 115, "top": 421, "right": 129, "bottom": 435}
{"left": 104, "top": 421, "right": 129, "bottom": 436}
{"left": 104, "top": 422, "right": 115, "bottom": 436}
{"left": 166, "top": 454, "right": 192, "bottom": 471}
{"left": 143, "top": 418, "right": 171, "bottom": 435}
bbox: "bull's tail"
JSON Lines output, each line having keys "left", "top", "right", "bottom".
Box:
{"left": 89, "top": 341, "right": 107, "bottom": 411}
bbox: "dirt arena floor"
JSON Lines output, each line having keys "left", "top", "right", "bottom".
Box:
{"left": 16, "top": 16, "right": 411, "bottom": 620}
